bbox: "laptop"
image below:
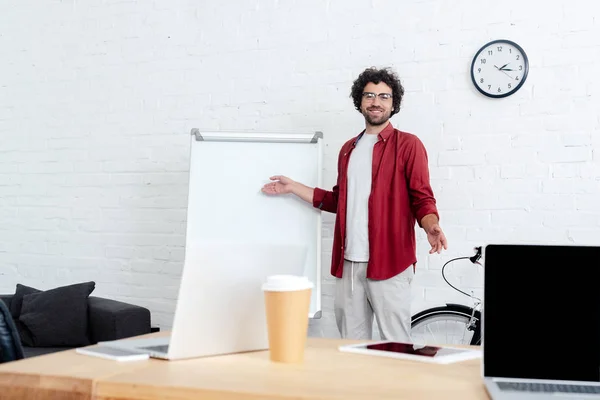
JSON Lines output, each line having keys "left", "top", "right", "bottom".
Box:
{"left": 101, "top": 240, "right": 309, "bottom": 360}
{"left": 482, "top": 244, "right": 600, "bottom": 399}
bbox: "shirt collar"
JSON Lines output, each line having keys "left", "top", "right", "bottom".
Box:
{"left": 354, "top": 121, "right": 394, "bottom": 145}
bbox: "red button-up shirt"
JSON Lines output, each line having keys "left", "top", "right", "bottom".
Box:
{"left": 312, "top": 122, "right": 439, "bottom": 280}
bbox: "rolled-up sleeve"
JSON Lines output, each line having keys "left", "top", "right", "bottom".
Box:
{"left": 312, "top": 186, "right": 338, "bottom": 213}
{"left": 312, "top": 147, "right": 343, "bottom": 214}
{"left": 405, "top": 137, "right": 439, "bottom": 226}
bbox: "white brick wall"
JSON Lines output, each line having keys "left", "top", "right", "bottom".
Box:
{"left": 1, "top": 0, "right": 599, "bottom": 337}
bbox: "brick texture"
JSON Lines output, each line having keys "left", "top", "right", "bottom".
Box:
{"left": 1, "top": 0, "right": 599, "bottom": 336}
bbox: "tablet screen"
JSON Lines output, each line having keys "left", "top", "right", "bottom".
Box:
{"left": 364, "top": 342, "right": 467, "bottom": 358}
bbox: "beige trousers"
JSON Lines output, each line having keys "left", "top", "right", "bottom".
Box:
{"left": 334, "top": 259, "right": 414, "bottom": 342}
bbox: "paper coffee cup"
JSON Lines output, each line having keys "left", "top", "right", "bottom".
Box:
{"left": 262, "top": 275, "right": 313, "bottom": 363}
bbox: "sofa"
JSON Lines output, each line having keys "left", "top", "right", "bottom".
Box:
{"left": 1, "top": 292, "right": 152, "bottom": 358}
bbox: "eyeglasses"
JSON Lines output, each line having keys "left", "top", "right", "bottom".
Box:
{"left": 362, "top": 92, "right": 393, "bottom": 101}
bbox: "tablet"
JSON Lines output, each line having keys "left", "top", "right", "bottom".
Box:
{"left": 338, "top": 340, "right": 482, "bottom": 364}
{"left": 76, "top": 345, "right": 150, "bottom": 362}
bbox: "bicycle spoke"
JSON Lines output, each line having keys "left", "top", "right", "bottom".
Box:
{"left": 411, "top": 248, "right": 483, "bottom": 346}
{"left": 412, "top": 314, "right": 475, "bottom": 345}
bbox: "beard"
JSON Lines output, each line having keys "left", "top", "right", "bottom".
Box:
{"left": 362, "top": 107, "right": 391, "bottom": 126}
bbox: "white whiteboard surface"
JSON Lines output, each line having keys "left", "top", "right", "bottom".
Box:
{"left": 185, "top": 129, "right": 323, "bottom": 318}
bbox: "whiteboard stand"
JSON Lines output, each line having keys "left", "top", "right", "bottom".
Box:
{"left": 187, "top": 128, "right": 324, "bottom": 319}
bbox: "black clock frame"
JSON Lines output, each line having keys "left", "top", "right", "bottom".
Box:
{"left": 470, "top": 39, "right": 529, "bottom": 99}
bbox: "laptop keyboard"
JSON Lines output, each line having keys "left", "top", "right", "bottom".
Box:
{"left": 140, "top": 344, "right": 169, "bottom": 353}
{"left": 498, "top": 382, "right": 600, "bottom": 394}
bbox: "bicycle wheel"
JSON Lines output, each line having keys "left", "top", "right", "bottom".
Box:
{"left": 411, "top": 303, "right": 481, "bottom": 346}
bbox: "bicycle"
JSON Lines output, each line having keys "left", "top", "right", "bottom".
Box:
{"left": 410, "top": 246, "right": 483, "bottom": 346}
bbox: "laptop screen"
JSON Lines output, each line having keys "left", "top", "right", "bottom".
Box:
{"left": 483, "top": 244, "right": 600, "bottom": 382}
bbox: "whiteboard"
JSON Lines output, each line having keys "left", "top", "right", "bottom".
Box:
{"left": 185, "top": 129, "right": 323, "bottom": 318}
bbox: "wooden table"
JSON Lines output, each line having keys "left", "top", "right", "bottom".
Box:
{"left": 0, "top": 333, "right": 490, "bottom": 399}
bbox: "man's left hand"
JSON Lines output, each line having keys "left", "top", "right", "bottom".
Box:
{"left": 426, "top": 224, "right": 448, "bottom": 254}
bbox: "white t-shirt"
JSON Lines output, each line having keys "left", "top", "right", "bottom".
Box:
{"left": 344, "top": 132, "right": 379, "bottom": 262}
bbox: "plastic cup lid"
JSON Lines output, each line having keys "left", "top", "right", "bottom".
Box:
{"left": 261, "top": 275, "right": 314, "bottom": 291}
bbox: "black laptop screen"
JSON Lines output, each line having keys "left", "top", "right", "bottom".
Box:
{"left": 483, "top": 244, "right": 600, "bottom": 382}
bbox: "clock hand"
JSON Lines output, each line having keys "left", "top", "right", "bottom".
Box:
{"left": 495, "top": 64, "right": 516, "bottom": 78}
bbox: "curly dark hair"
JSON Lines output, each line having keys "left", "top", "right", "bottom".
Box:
{"left": 350, "top": 67, "right": 404, "bottom": 117}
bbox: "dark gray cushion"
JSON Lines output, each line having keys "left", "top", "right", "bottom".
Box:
{"left": 18, "top": 281, "right": 96, "bottom": 347}
{"left": 0, "top": 295, "right": 13, "bottom": 309}
{"left": 10, "top": 284, "right": 41, "bottom": 319}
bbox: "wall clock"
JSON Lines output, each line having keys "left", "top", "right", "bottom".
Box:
{"left": 470, "top": 39, "right": 529, "bottom": 98}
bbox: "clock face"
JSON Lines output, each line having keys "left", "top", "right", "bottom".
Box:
{"left": 470, "top": 40, "right": 529, "bottom": 98}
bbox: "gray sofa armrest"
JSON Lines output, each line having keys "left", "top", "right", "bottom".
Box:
{"left": 88, "top": 296, "right": 151, "bottom": 343}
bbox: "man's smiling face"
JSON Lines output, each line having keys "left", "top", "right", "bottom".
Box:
{"left": 360, "top": 82, "right": 393, "bottom": 127}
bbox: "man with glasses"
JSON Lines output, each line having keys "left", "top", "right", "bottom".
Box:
{"left": 261, "top": 67, "right": 447, "bottom": 342}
